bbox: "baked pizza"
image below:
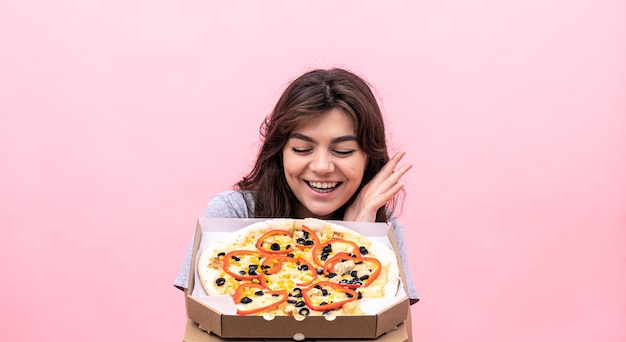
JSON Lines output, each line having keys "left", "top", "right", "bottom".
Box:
{"left": 197, "top": 218, "right": 400, "bottom": 319}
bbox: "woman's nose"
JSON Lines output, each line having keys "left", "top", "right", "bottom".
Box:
{"left": 309, "top": 152, "right": 335, "bottom": 174}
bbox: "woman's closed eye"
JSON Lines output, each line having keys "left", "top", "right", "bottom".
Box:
{"left": 291, "top": 147, "right": 313, "bottom": 154}
{"left": 332, "top": 149, "right": 355, "bottom": 156}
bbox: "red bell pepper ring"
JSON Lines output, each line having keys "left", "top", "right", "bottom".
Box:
{"left": 324, "top": 254, "right": 382, "bottom": 288}
{"left": 311, "top": 238, "right": 361, "bottom": 268}
{"left": 322, "top": 252, "right": 354, "bottom": 275}
{"left": 260, "top": 255, "right": 318, "bottom": 287}
{"left": 293, "top": 257, "right": 318, "bottom": 287}
{"left": 294, "top": 225, "right": 320, "bottom": 250}
{"left": 222, "top": 250, "right": 266, "bottom": 281}
{"left": 233, "top": 282, "right": 288, "bottom": 315}
{"left": 302, "top": 281, "right": 358, "bottom": 311}
{"left": 256, "top": 229, "right": 294, "bottom": 254}
{"left": 261, "top": 255, "right": 293, "bottom": 275}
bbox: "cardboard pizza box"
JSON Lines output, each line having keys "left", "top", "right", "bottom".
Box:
{"left": 186, "top": 218, "right": 411, "bottom": 340}
{"left": 183, "top": 318, "right": 409, "bottom": 342}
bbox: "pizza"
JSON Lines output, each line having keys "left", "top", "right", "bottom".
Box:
{"left": 196, "top": 218, "right": 400, "bottom": 319}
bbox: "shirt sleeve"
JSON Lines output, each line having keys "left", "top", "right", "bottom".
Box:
{"left": 173, "top": 190, "right": 254, "bottom": 290}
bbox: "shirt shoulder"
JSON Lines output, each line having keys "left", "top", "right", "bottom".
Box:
{"left": 202, "top": 190, "right": 255, "bottom": 218}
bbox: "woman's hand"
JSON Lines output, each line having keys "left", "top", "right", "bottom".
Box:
{"left": 344, "top": 151, "right": 412, "bottom": 222}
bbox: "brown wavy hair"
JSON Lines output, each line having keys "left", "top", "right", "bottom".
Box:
{"left": 237, "top": 68, "right": 397, "bottom": 222}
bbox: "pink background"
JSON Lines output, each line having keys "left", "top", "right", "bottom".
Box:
{"left": 1, "top": 1, "right": 625, "bottom": 341}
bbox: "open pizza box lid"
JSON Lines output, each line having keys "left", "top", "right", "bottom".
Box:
{"left": 186, "top": 218, "right": 410, "bottom": 340}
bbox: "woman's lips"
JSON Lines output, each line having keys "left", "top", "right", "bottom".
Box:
{"left": 306, "top": 181, "right": 341, "bottom": 193}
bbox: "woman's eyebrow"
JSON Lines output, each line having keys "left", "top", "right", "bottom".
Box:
{"left": 288, "top": 133, "right": 358, "bottom": 144}
{"left": 331, "top": 135, "right": 358, "bottom": 144}
{"left": 289, "top": 133, "right": 315, "bottom": 143}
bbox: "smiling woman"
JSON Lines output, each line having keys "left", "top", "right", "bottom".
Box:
{"left": 235, "top": 68, "right": 413, "bottom": 223}
{"left": 282, "top": 109, "right": 368, "bottom": 219}
{"left": 174, "top": 68, "right": 419, "bottom": 338}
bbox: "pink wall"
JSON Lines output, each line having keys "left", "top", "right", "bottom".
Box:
{"left": 1, "top": 1, "right": 625, "bottom": 341}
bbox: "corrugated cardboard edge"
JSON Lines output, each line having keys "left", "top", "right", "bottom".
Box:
{"left": 183, "top": 319, "right": 409, "bottom": 342}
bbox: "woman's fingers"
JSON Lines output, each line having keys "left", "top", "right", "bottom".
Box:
{"left": 365, "top": 152, "right": 412, "bottom": 207}
{"left": 379, "top": 163, "right": 412, "bottom": 196}
{"left": 370, "top": 151, "right": 411, "bottom": 194}
{"left": 344, "top": 151, "right": 412, "bottom": 222}
{"left": 379, "top": 151, "right": 406, "bottom": 177}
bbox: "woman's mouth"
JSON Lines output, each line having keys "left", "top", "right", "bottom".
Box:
{"left": 307, "top": 181, "right": 340, "bottom": 193}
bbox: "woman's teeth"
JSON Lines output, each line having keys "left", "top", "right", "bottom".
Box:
{"left": 308, "top": 181, "right": 338, "bottom": 193}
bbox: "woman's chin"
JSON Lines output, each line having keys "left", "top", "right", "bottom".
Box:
{"left": 300, "top": 206, "right": 338, "bottom": 219}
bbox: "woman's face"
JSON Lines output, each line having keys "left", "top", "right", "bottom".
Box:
{"left": 282, "top": 108, "right": 367, "bottom": 218}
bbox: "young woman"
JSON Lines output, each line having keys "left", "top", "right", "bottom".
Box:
{"left": 174, "top": 68, "right": 418, "bottom": 337}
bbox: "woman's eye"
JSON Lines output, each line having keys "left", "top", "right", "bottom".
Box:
{"left": 292, "top": 147, "right": 312, "bottom": 154}
{"left": 333, "top": 150, "right": 355, "bottom": 156}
